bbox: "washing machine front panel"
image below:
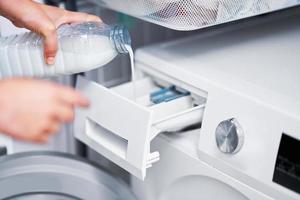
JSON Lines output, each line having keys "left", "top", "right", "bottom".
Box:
{"left": 159, "top": 175, "right": 248, "bottom": 200}
{"left": 132, "top": 130, "right": 273, "bottom": 200}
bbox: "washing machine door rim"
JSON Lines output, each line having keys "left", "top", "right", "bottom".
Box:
{"left": 0, "top": 151, "right": 136, "bottom": 200}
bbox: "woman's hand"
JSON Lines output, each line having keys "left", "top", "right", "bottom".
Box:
{"left": 0, "top": 78, "right": 89, "bottom": 143}
{"left": 0, "top": 0, "right": 101, "bottom": 65}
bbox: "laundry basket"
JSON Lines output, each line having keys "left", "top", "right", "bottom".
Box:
{"left": 87, "top": 0, "right": 300, "bottom": 30}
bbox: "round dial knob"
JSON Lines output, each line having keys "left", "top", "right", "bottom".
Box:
{"left": 215, "top": 118, "right": 244, "bottom": 154}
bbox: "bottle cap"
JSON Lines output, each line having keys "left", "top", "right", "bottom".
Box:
{"left": 110, "top": 26, "right": 131, "bottom": 54}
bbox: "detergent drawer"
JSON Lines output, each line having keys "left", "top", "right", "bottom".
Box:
{"left": 74, "top": 75, "right": 205, "bottom": 179}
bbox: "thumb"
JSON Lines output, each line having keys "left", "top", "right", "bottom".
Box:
{"left": 39, "top": 21, "right": 58, "bottom": 65}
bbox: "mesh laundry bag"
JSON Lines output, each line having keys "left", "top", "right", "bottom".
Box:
{"left": 88, "top": 0, "right": 300, "bottom": 30}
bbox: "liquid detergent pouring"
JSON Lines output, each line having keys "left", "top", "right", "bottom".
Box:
{"left": 0, "top": 22, "right": 132, "bottom": 78}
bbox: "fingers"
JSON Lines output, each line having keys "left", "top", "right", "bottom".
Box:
{"left": 53, "top": 104, "right": 74, "bottom": 123}
{"left": 37, "top": 5, "right": 101, "bottom": 64}
{"left": 43, "top": 121, "right": 60, "bottom": 134}
{"left": 56, "top": 86, "right": 90, "bottom": 107}
{"left": 27, "top": 4, "right": 58, "bottom": 65}
{"left": 39, "top": 4, "right": 102, "bottom": 28}
{"left": 39, "top": 11, "right": 101, "bottom": 65}
{"left": 34, "top": 133, "right": 49, "bottom": 143}
{"left": 86, "top": 14, "right": 102, "bottom": 23}
{"left": 10, "top": 122, "right": 60, "bottom": 144}
{"left": 41, "top": 23, "right": 58, "bottom": 65}
{"left": 43, "top": 80, "right": 89, "bottom": 107}
{"left": 51, "top": 84, "right": 89, "bottom": 123}
{"left": 33, "top": 122, "right": 60, "bottom": 143}
{"left": 56, "top": 11, "right": 102, "bottom": 28}
{"left": 26, "top": 18, "right": 57, "bottom": 65}
{"left": 32, "top": 119, "right": 61, "bottom": 143}
{"left": 62, "top": 11, "right": 102, "bottom": 24}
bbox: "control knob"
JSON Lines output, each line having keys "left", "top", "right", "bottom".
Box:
{"left": 215, "top": 118, "right": 244, "bottom": 154}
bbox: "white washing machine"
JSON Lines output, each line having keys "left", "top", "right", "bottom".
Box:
{"left": 74, "top": 7, "right": 300, "bottom": 200}
{"left": 128, "top": 9, "right": 300, "bottom": 200}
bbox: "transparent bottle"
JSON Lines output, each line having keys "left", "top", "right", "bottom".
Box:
{"left": 0, "top": 22, "right": 131, "bottom": 78}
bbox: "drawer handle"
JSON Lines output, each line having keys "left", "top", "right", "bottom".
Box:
{"left": 86, "top": 118, "right": 128, "bottom": 159}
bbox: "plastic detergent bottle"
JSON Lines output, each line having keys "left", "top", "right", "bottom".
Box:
{"left": 0, "top": 22, "right": 131, "bottom": 78}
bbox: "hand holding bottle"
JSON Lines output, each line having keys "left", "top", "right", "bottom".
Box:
{"left": 0, "top": 0, "right": 101, "bottom": 65}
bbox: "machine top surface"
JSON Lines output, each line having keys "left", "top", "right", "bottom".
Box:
{"left": 136, "top": 11, "right": 300, "bottom": 118}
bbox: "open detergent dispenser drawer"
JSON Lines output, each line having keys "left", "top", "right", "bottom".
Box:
{"left": 74, "top": 73, "right": 206, "bottom": 179}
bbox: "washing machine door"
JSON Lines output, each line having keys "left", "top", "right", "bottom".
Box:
{"left": 0, "top": 151, "right": 137, "bottom": 200}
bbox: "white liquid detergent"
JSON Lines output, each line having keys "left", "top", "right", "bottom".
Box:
{"left": 125, "top": 44, "right": 137, "bottom": 101}
{"left": 0, "top": 22, "right": 131, "bottom": 78}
